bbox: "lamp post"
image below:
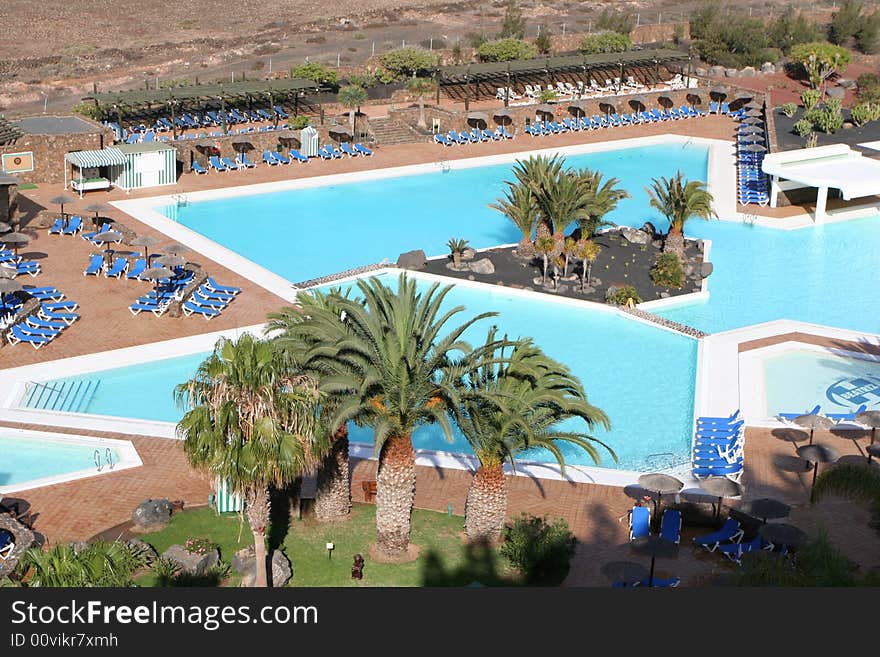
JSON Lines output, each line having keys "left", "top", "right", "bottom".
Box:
{"left": 326, "top": 542, "right": 334, "bottom": 560}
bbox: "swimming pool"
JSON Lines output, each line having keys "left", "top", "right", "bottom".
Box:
{"left": 743, "top": 345, "right": 880, "bottom": 421}
{"left": 159, "top": 142, "right": 709, "bottom": 283}
{"left": 18, "top": 277, "right": 697, "bottom": 471}
{"left": 0, "top": 429, "right": 141, "bottom": 494}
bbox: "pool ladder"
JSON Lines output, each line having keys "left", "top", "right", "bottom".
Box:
{"left": 436, "top": 157, "right": 451, "bottom": 173}
{"left": 94, "top": 448, "right": 115, "bottom": 472}
{"left": 23, "top": 379, "right": 100, "bottom": 413}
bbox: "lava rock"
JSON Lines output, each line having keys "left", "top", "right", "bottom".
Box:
{"left": 161, "top": 544, "right": 220, "bottom": 576}
{"left": 132, "top": 499, "right": 172, "bottom": 531}
{"left": 740, "top": 66, "right": 756, "bottom": 77}
{"left": 128, "top": 539, "right": 159, "bottom": 563}
{"left": 396, "top": 249, "right": 426, "bottom": 270}
{"left": 618, "top": 226, "right": 649, "bottom": 245}
{"left": 725, "top": 68, "right": 739, "bottom": 77}
{"left": 761, "top": 62, "right": 776, "bottom": 74}
{"left": 708, "top": 66, "right": 725, "bottom": 77}
{"left": 233, "top": 546, "right": 292, "bottom": 588}
{"left": 700, "top": 262, "right": 714, "bottom": 277}
{"left": 461, "top": 247, "right": 476, "bottom": 261}
{"left": 469, "top": 258, "right": 495, "bottom": 275}
{"left": 640, "top": 221, "right": 658, "bottom": 238}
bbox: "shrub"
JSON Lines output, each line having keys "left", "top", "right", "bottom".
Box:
{"left": 850, "top": 102, "right": 880, "bottom": 126}
{"left": 498, "top": 0, "right": 526, "bottom": 40}
{"left": 347, "top": 73, "right": 377, "bottom": 88}
{"left": 789, "top": 42, "right": 852, "bottom": 89}
{"left": 793, "top": 117, "right": 814, "bottom": 137}
{"left": 184, "top": 537, "right": 218, "bottom": 555}
{"left": 857, "top": 73, "right": 880, "bottom": 103}
{"left": 650, "top": 252, "right": 685, "bottom": 288}
{"left": 287, "top": 115, "right": 311, "bottom": 130}
{"left": 858, "top": 11, "right": 880, "bottom": 54}
{"left": 801, "top": 89, "right": 821, "bottom": 111}
{"left": 501, "top": 514, "right": 576, "bottom": 585}
{"left": 595, "top": 7, "right": 635, "bottom": 34}
{"left": 71, "top": 101, "right": 103, "bottom": 120}
{"left": 605, "top": 285, "right": 642, "bottom": 306}
{"left": 579, "top": 32, "right": 632, "bottom": 55}
{"left": 378, "top": 47, "right": 436, "bottom": 79}
{"left": 805, "top": 132, "right": 819, "bottom": 148}
{"left": 535, "top": 28, "right": 553, "bottom": 55}
{"left": 476, "top": 38, "right": 537, "bottom": 62}
{"left": 779, "top": 102, "right": 798, "bottom": 117}
{"left": 538, "top": 88, "right": 558, "bottom": 103}
{"left": 292, "top": 61, "right": 338, "bottom": 86}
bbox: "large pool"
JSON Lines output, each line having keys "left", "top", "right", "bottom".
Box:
{"left": 20, "top": 277, "right": 697, "bottom": 471}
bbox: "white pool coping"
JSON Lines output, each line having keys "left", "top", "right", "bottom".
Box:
{"left": 0, "top": 427, "right": 142, "bottom": 494}
{"left": 112, "top": 134, "right": 737, "bottom": 303}
{"left": 695, "top": 319, "right": 880, "bottom": 429}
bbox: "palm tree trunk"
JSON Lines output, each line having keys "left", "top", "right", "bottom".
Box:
{"left": 465, "top": 463, "right": 507, "bottom": 543}
{"left": 245, "top": 486, "right": 270, "bottom": 587}
{"left": 518, "top": 235, "right": 535, "bottom": 257}
{"left": 587, "top": 261, "right": 593, "bottom": 286}
{"left": 417, "top": 96, "right": 426, "bottom": 129}
{"left": 580, "top": 258, "right": 587, "bottom": 291}
{"left": 536, "top": 219, "right": 552, "bottom": 238}
{"left": 314, "top": 425, "right": 351, "bottom": 522}
{"left": 375, "top": 433, "right": 415, "bottom": 558}
{"left": 542, "top": 254, "right": 548, "bottom": 285}
{"left": 664, "top": 228, "right": 686, "bottom": 260}
{"left": 563, "top": 254, "right": 570, "bottom": 278}
{"left": 349, "top": 108, "right": 356, "bottom": 132}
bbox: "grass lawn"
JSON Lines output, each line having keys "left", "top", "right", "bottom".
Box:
{"left": 139, "top": 502, "right": 517, "bottom": 587}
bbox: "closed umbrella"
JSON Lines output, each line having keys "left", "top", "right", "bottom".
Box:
{"left": 796, "top": 443, "right": 840, "bottom": 503}
{"left": 792, "top": 413, "right": 834, "bottom": 445}
{"left": 698, "top": 476, "right": 744, "bottom": 520}
{"left": 50, "top": 193, "right": 75, "bottom": 217}
{"left": 759, "top": 523, "right": 808, "bottom": 549}
{"left": 628, "top": 536, "right": 678, "bottom": 587}
{"left": 601, "top": 560, "right": 648, "bottom": 587}
{"left": 163, "top": 243, "right": 191, "bottom": 256}
{"left": 127, "top": 235, "right": 162, "bottom": 261}
{"left": 637, "top": 473, "right": 684, "bottom": 524}
{"left": 742, "top": 497, "right": 790, "bottom": 524}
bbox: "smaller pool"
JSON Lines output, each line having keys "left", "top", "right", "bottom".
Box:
{"left": 745, "top": 346, "right": 880, "bottom": 421}
{"left": 0, "top": 429, "right": 142, "bottom": 494}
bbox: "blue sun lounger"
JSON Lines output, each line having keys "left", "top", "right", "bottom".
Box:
{"left": 62, "top": 216, "right": 83, "bottom": 235}
{"left": 288, "top": 149, "right": 308, "bottom": 163}
{"left": 825, "top": 404, "right": 867, "bottom": 422}
{"left": 196, "top": 284, "right": 234, "bottom": 302}
{"left": 81, "top": 223, "right": 111, "bottom": 242}
{"left": 220, "top": 157, "right": 240, "bottom": 171}
{"left": 104, "top": 257, "right": 128, "bottom": 279}
{"left": 496, "top": 126, "right": 514, "bottom": 139}
{"left": 697, "top": 409, "right": 741, "bottom": 426}
{"left": 208, "top": 156, "right": 228, "bottom": 172}
{"left": 777, "top": 404, "right": 821, "bottom": 421}
{"left": 693, "top": 518, "right": 744, "bottom": 552}
{"left": 191, "top": 161, "right": 209, "bottom": 174}
{"left": 48, "top": 217, "right": 66, "bottom": 235}
{"left": 271, "top": 151, "right": 291, "bottom": 165}
{"left": 42, "top": 299, "right": 77, "bottom": 310}
{"left": 628, "top": 506, "right": 651, "bottom": 541}
{"left": 236, "top": 153, "right": 257, "bottom": 168}
{"left": 83, "top": 254, "right": 104, "bottom": 276}
{"left": 718, "top": 535, "right": 768, "bottom": 564}
{"left": 23, "top": 286, "right": 63, "bottom": 301}
{"left": 25, "top": 315, "right": 66, "bottom": 332}
{"left": 339, "top": 142, "right": 359, "bottom": 157}
{"left": 636, "top": 576, "right": 680, "bottom": 587}
{"left": 659, "top": 509, "right": 682, "bottom": 545}
{"left": 183, "top": 300, "right": 222, "bottom": 319}
{"left": 205, "top": 277, "right": 240, "bottom": 295}
{"left": 262, "top": 150, "right": 278, "bottom": 165}
{"left": 434, "top": 134, "right": 454, "bottom": 146}
{"left": 39, "top": 306, "right": 79, "bottom": 325}
{"left": 7, "top": 324, "right": 52, "bottom": 349}
{"left": 126, "top": 258, "right": 147, "bottom": 280}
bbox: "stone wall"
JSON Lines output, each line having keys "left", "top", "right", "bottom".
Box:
{"left": 0, "top": 117, "right": 114, "bottom": 185}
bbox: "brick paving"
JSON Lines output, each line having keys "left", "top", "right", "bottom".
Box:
{"left": 4, "top": 121, "right": 879, "bottom": 584}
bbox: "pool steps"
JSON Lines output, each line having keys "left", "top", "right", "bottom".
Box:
{"left": 23, "top": 379, "right": 100, "bottom": 414}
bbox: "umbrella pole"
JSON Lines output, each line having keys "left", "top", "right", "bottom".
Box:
{"left": 716, "top": 496, "right": 722, "bottom": 521}
{"left": 810, "top": 462, "right": 819, "bottom": 503}
{"left": 648, "top": 556, "right": 655, "bottom": 587}
{"left": 870, "top": 428, "right": 876, "bottom": 464}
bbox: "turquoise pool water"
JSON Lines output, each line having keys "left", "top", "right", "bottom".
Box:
{"left": 0, "top": 435, "right": 121, "bottom": 487}
{"left": 762, "top": 349, "right": 880, "bottom": 418}
{"left": 160, "top": 143, "right": 708, "bottom": 283}
{"left": 21, "top": 278, "right": 697, "bottom": 470}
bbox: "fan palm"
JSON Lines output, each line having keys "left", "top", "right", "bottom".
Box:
{"left": 488, "top": 181, "right": 537, "bottom": 257}
{"left": 20, "top": 541, "right": 148, "bottom": 587}
{"left": 646, "top": 172, "right": 716, "bottom": 258}
{"left": 337, "top": 85, "right": 368, "bottom": 134}
{"left": 407, "top": 77, "right": 438, "bottom": 129}
{"left": 576, "top": 169, "right": 630, "bottom": 238}
{"left": 510, "top": 154, "right": 581, "bottom": 237}
{"left": 268, "top": 274, "right": 507, "bottom": 558}
{"left": 456, "top": 330, "right": 612, "bottom": 543}
{"left": 175, "top": 334, "right": 321, "bottom": 586}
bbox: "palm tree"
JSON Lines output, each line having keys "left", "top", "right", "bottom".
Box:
{"left": 447, "top": 237, "right": 469, "bottom": 269}
{"left": 488, "top": 181, "right": 537, "bottom": 257}
{"left": 511, "top": 155, "right": 595, "bottom": 237}
{"left": 576, "top": 169, "right": 630, "bottom": 238}
{"left": 337, "top": 85, "right": 368, "bottom": 135}
{"left": 407, "top": 77, "right": 438, "bottom": 129}
{"left": 646, "top": 171, "right": 716, "bottom": 258}
{"left": 456, "top": 331, "right": 612, "bottom": 543}
{"left": 534, "top": 235, "right": 557, "bottom": 285}
{"left": 20, "top": 541, "right": 148, "bottom": 587}
{"left": 573, "top": 239, "right": 601, "bottom": 292}
{"left": 269, "top": 274, "right": 505, "bottom": 558}
{"left": 562, "top": 237, "right": 577, "bottom": 278}
{"left": 175, "top": 334, "right": 320, "bottom": 586}
{"left": 268, "top": 296, "right": 356, "bottom": 523}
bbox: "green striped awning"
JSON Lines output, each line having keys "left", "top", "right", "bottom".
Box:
{"left": 65, "top": 147, "right": 126, "bottom": 169}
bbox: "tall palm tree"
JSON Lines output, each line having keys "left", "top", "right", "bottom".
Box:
{"left": 646, "top": 171, "right": 716, "bottom": 258}
{"left": 269, "top": 274, "right": 506, "bottom": 558}
{"left": 407, "top": 77, "right": 438, "bottom": 129}
{"left": 175, "top": 334, "right": 320, "bottom": 586}
{"left": 456, "top": 331, "right": 612, "bottom": 543}
{"left": 337, "top": 85, "right": 368, "bottom": 135}
{"left": 573, "top": 239, "right": 601, "bottom": 292}
{"left": 268, "top": 296, "right": 357, "bottom": 523}
{"left": 576, "top": 169, "right": 630, "bottom": 238}
{"left": 510, "top": 154, "right": 580, "bottom": 237}
{"left": 20, "top": 541, "right": 148, "bottom": 587}
{"left": 488, "top": 181, "right": 537, "bottom": 257}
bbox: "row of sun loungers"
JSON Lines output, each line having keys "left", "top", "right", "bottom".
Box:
{"left": 47, "top": 215, "right": 83, "bottom": 236}
{"left": 5, "top": 287, "right": 80, "bottom": 349}
{"left": 0, "top": 247, "right": 41, "bottom": 278}
{"left": 434, "top": 127, "right": 514, "bottom": 146}
{"left": 193, "top": 143, "right": 373, "bottom": 173}
{"left": 622, "top": 506, "right": 681, "bottom": 587}
{"left": 108, "top": 107, "right": 289, "bottom": 142}
{"left": 524, "top": 105, "right": 707, "bottom": 137}
{"left": 777, "top": 404, "right": 867, "bottom": 424}
{"left": 692, "top": 410, "right": 744, "bottom": 481}
{"left": 181, "top": 279, "right": 241, "bottom": 320}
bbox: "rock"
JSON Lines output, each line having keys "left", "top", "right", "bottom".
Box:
{"left": 724, "top": 68, "right": 738, "bottom": 77}
{"left": 233, "top": 546, "right": 292, "bottom": 588}
{"left": 695, "top": 67, "right": 708, "bottom": 76}
{"left": 132, "top": 498, "right": 172, "bottom": 531}
{"left": 605, "top": 285, "right": 620, "bottom": 300}
{"left": 651, "top": 240, "right": 663, "bottom": 249}
{"left": 467, "top": 275, "right": 475, "bottom": 281}
{"left": 461, "top": 247, "right": 476, "bottom": 261}
{"left": 396, "top": 249, "right": 426, "bottom": 270}
{"left": 761, "top": 62, "right": 776, "bottom": 74}
{"left": 581, "top": 285, "right": 595, "bottom": 294}
{"left": 838, "top": 78, "right": 856, "bottom": 89}
{"left": 640, "top": 221, "right": 658, "bottom": 237}
{"left": 708, "top": 66, "right": 725, "bottom": 77}
{"left": 128, "top": 539, "right": 158, "bottom": 563}
{"left": 684, "top": 264, "right": 695, "bottom": 277}
{"left": 161, "top": 544, "right": 220, "bottom": 576}
{"left": 590, "top": 277, "right": 601, "bottom": 286}
{"left": 660, "top": 292, "right": 670, "bottom": 298}
{"left": 700, "top": 262, "right": 714, "bottom": 277}
{"left": 740, "top": 66, "right": 756, "bottom": 77}
{"left": 468, "top": 258, "right": 495, "bottom": 275}
{"left": 618, "top": 226, "right": 649, "bottom": 245}
{"left": 843, "top": 122, "right": 854, "bottom": 129}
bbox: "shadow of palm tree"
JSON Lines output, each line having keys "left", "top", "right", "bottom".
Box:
{"left": 420, "top": 539, "right": 513, "bottom": 587}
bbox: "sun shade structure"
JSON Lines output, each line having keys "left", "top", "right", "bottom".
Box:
{"left": 628, "top": 535, "right": 678, "bottom": 587}
{"left": 154, "top": 254, "right": 186, "bottom": 268}
{"left": 698, "top": 476, "right": 744, "bottom": 520}
{"left": 743, "top": 498, "right": 791, "bottom": 523}
{"left": 796, "top": 443, "right": 840, "bottom": 502}
{"left": 637, "top": 473, "right": 684, "bottom": 524}
{"left": 791, "top": 413, "right": 834, "bottom": 445}
{"left": 855, "top": 411, "right": 880, "bottom": 460}
{"left": 65, "top": 148, "right": 126, "bottom": 169}
{"left": 758, "top": 523, "right": 808, "bottom": 548}
{"left": 762, "top": 144, "right": 880, "bottom": 222}
{"left": 601, "top": 560, "right": 648, "bottom": 587}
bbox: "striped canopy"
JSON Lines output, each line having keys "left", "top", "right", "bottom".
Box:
{"left": 64, "top": 148, "right": 126, "bottom": 169}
